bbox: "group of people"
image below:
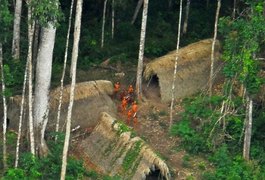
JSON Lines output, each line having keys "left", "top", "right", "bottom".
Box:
{"left": 114, "top": 82, "right": 139, "bottom": 128}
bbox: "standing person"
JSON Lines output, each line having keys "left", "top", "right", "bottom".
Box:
{"left": 133, "top": 113, "right": 138, "bottom": 129}
{"left": 121, "top": 96, "right": 128, "bottom": 114}
{"left": 113, "top": 82, "right": 120, "bottom": 98}
{"left": 127, "top": 85, "right": 135, "bottom": 103}
{"left": 127, "top": 109, "right": 133, "bottom": 125}
{"left": 131, "top": 101, "right": 138, "bottom": 129}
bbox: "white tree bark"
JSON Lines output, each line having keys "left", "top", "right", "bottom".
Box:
{"left": 169, "top": 0, "right": 183, "bottom": 128}
{"left": 232, "top": 0, "right": 236, "bottom": 20}
{"left": 182, "top": 0, "right": 190, "bottom": 34}
{"left": 33, "top": 24, "right": 56, "bottom": 156}
{"left": 55, "top": 0, "right": 74, "bottom": 139}
{"left": 131, "top": 0, "right": 143, "bottom": 25}
{"left": 111, "top": 0, "right": 115, "bottom": 39}
{"left": 243, "top": 95, "right": 253, "bottom": 161}
{"left": 136, "top": 0, "right": 149, "bottom": 100}
{"left": 0, "top": 43, "right": 8, "bottom": 170}
{"left": 60, "top": 0, "right": 83, "bottom": 179}
{"left": 209, "top": 0, "right": 221, "bottom": 96}
{"left": 101, "top": 0, "right": 108, "bottom": 48}
{"left": 27, "top": 6, "right": 36, "bottom": 156}
{"left": 12, "top": 0, "right": 22, "bottom": 59}
{"left": 15, "top": 58, "right": 29, "bottom": 168}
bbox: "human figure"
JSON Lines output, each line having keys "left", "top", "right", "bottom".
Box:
{"left": 119, "top": 89, "right": 127, "bottom": 101}
{"left": 127, "top": 109, "right": 133, "bottom": 125}
{"left": 113, "top": 82, "right": 120, "bottom": 98}
{"left": 128, "top": 85, "right": 134, "bottom": 94}
{"left": 133, "top": 113, "right": 138, "bottom": 129}
{"left": 132, "top": 101, "right": 138, "bottom": 114}
{"left": 121, "top": 96, "right": 128, "bottom": 114}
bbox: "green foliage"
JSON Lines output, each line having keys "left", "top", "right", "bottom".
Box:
{"left": 1, "top": 59, "right": 26, "bottom": 95}
{"left": 219, "top": 1, "right": 265, "bottom": 95}
{"left": 0, "top": 0, "right": 12, "bottom": 42}
{"left": 122, "top": 140, "right": 142, "bottom": 172}
{"left": 2, "top": 132, "right": 89, "bottom": 179}
{"left": 203, "top": 145, "right": 265, "bottom": 180}
{"left": 116, "top": 120, "right": 132, "bottom": 135}
{"left": 30, "top": 0, "right": 64, "bottom": 27}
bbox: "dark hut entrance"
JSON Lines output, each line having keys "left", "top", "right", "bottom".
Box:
{"left": 146, "top": 166, "right": 166, "bottom": 180}
{"left": 144, "top": 75, "right": 161, "bottom": 100}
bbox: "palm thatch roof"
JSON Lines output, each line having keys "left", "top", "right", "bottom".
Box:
{"left": 144, "top": 39, "right": 221, "bottom": 102}
{"left": 77, "top": 112, "right": 171, "bottom": 180}
{"left": 7, "top": 80, "right": 116, "bottom": 132}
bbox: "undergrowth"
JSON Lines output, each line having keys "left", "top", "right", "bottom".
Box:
{"left": 170, "top": 95, "right": 265, "bottom": 179}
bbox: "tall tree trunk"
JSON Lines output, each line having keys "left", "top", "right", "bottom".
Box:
{"left": 243, "top": 95, "right": 253, "bottom": 161}
{"left": 169, "top": 0, "right": 183, "bottom": 129}
{"left": 182, "top": 0, "right": 190, "bottom": 35}
{"left": 12, "top": 0, "right": 22, "bottom": 59}
{"left": 55, "top": 0, "right": 74, "bottom": 139}
{"left": 27, "top": 5, "right": 35, "bottom": 156}
{"left": 0, "top": 43, "right": 8, "bottom": 170}
{"left": 15, "top": 58, "right": 28, "bottom": 167}
{"left": 131, "top": 0, "right": 143, "bottom": 25}
{"left": 101, "top": 0, "right": 108, "bottom": 48}
{"left": 232, "top": 0, "right": 236, "bottom": 20}
{"left": 209, "top": 0, "right": 221, "bottom": 96}
{"left": 111, "top": 0, "right": 115, "bottom": 39}
{"left": 60, "top": 0, "right": 83, "bottom": 179}
{"left": 136, "top": 0, "right": 149, "bottom": 100}
{"left": 33, "top": 24, "right": 56, "bottom": 156}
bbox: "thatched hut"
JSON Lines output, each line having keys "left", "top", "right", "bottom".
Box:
{"left": 7, "top": 80, "right": 116, "bottom": 132}
{"left": 144, "top": 39, "right": 221, "bottom": 102}
{"left": 78, "top": 112, "right": 171, "bottom": 180}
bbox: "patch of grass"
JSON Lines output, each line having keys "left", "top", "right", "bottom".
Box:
{"left": 156, "top": 152, "right": 168, "bottom": 161}
{"left": 198, "top": 161, "right": 206, "bottom": 170}
{"left": 149, "top": 111, "right": 159, "bottom": 121}
{"left": 159, "top": 121, "right": 167, "bottom": 129}
{"left": 122, "top": 140, "right": 142, "bottom": 172}
{"left": 116, "top": 120, "right": 132, "bottom": 136}
{"left": 182, "top": 154, "right": 191, "bottom": 168}
{"left": 158, "top": 110, "right": 167, "bottom": 116}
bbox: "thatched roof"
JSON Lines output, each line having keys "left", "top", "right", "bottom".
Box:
{"left": 78, "top": 112, "right": 171, "bottom": 180}
{"left": 144, "top": 39, "right": 221, "bottom": 102}
{"left": 7, "top": 80, "right": 116, "bottom": 131}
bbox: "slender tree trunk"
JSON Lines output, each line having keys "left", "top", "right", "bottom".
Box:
{"left": 101, "top": 0, "right": 108, "bottom": 48}
{"left": 136, "top": 0, "right": 149, "bottom": 100}
{"left": 232, "top": 0, "right": 236, "bottom": 20}
{"left": 15, "top": 59, "right": 28, "bottom": 168}
{"left": 55, "top": 0, "right": 74, "bottom": 139}
{"left": 243, "top": 95, "right": 253, "bottom": 161}
{"left": 169, "top": 0, "right": 183, "bottom": 129}
{"left": 209, "top": 0, "right": 221, "bottom": 96}
{"left": 131, "top": 0, "right": 143, "bottom": 25}
{"left": 182, "top": 0, "right": 190, "bottom": 35}
{"left": 0, "top": 43, "right": 8, "bottom": 170}
{"left": 33, "top": 24, "right": 56, "bottom": 156}
{"left": 27, "top": 5, "right": 35, "bottom": 156}
{"left": 60, "top": 0, "right": 83, "bottom": 179}
{"left": 111, "top": 0, "right": 115, "bottom": 39}
{"left": 206, "top": 0, "right": 209, "bottom": 9}
{"left": 12, "top": 0, "right": 22, "bottom": 59}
